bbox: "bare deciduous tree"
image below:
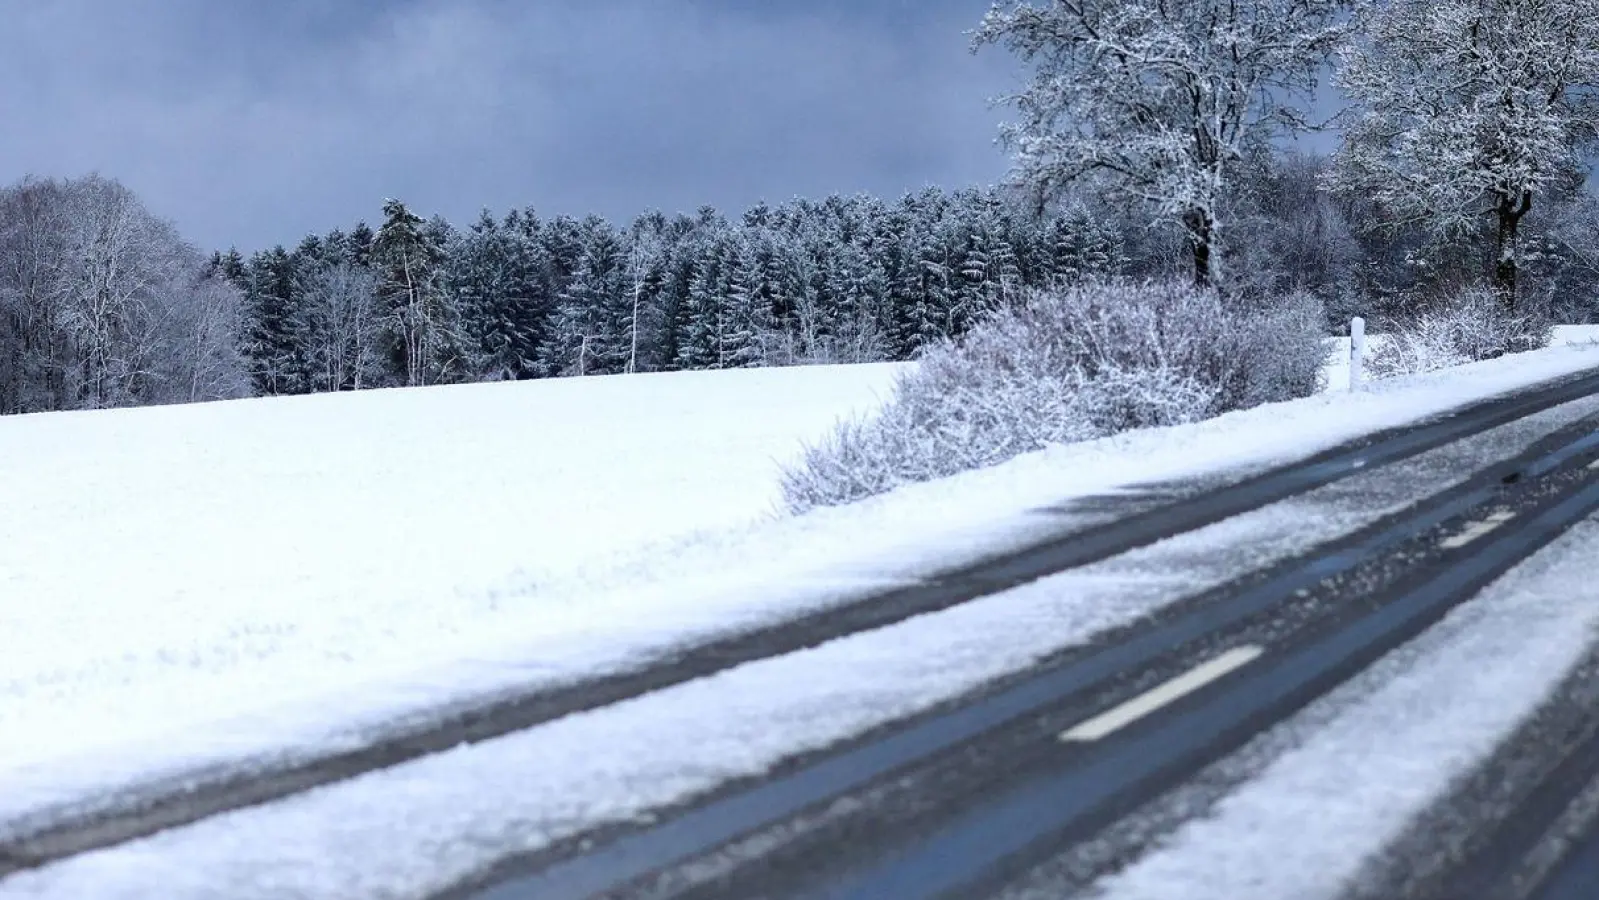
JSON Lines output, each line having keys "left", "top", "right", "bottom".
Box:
{"left": 0, "top": 175, "right": 248, "bottom": 413}
{"left": 624, "top": 226, "right": 661, "bottom": 374}
{"left": 62, "top": 176, "right": 190, "bottom": 407}
{"left": 1331, "top": 0, "right": 1599, "bottom": 307}
{"left": 0, "top": 178, "right": 74, "bottom": 412}
{"left": 161, "top": 273, "right": 251, "bottom": 403}
{"left": 975, "top": 0, "right": 1351, "bottom": 288}
{"left": 297, "top": 261, "right": 379, "bottom": 392}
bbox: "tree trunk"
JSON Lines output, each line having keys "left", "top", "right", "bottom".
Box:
{"left": 1494, "top": 190, "right": 1533, "bottom": 310}
{"left": 1185, "top": 209, "right": 1214, "bottom": 289}
{"left": 629, "top": 280, "right": 641, "bottom": 374}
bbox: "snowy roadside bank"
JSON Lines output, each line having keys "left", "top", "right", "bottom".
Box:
{"left": 1321, "top": 324, "right": 1599, "bottom": 391}
{"left": 2, "top": 339, "right": 1598, "bottom": 844}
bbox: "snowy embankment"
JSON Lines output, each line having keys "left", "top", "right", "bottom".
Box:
{"left": 1, "top": 329, "right": 1597, "bottom": 847}
{"left": 1320, "top": 323, "right": 1599, "bottom": 390}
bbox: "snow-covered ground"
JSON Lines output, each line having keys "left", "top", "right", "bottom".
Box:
{"left": 1320, "top": 323, "right": 1599, "bottom": 391}
{"left": 1, "top": 365, "right": 910, "bottom": 818}
{"left": 1557, "top": 324, "right": 1599, "bottom": 345}
{"left": 1, "top": 329, "right": 1598, "bottom": 885}
{"left": 6, "top": 342, "right": 1599, "bottom": 898}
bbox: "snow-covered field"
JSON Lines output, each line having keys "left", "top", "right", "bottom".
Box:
{"left": 0, "top": 365, "right": 913, "bottom": 814}
{"left": 1, "top": 328, "right": 1598, "bottom": 879}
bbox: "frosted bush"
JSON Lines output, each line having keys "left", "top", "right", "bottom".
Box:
{"left": 781, "top": 281, "right": 1327, "bottom": 513}
{"left": 1224, "top": 289, "right": 1330, "bottom": 407}
{"left": 1369, "top": 287, "right": 1552, "bottom": 379}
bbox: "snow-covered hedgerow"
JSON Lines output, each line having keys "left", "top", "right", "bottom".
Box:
{"left": 780, "top": 281, "right": 1327, "bottom": 513}
{"left": 1369, "top": 287, "right": 1553, "bottom": 379}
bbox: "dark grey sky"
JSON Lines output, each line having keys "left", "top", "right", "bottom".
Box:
{"left": 0, "top": 0, "right": 1019, "bottom": 251}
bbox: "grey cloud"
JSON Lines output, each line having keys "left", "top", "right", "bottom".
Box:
{"left": 0, "top": 0, "right": 1016, "bottom": 250}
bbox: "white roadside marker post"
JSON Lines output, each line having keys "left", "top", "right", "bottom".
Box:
{"left": 1350, "top": 316, "right": 1366, "bottom": 392}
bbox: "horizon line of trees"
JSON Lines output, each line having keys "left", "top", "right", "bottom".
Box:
{"left": 5, "top": 0, "right": 1599, "bottom": 416}
{"left": 4, "top": 149, "right": 1598, "bottom": 416}
{"left": 212, "top": 187, "right": 1128, "bottom": 396}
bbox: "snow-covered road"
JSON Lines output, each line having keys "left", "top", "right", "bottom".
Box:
{"left": 1075, "top": 518, "right": 1599, "bottom": 900}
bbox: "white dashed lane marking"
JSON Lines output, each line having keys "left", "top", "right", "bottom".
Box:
{"left": 1439, "top": 510, "right": 1517, "bottom": 550}
{"left": 1060, "top": 645, "right": 1265, "bottom": 743}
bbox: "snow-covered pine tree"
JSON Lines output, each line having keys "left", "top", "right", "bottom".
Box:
{"left": 778, "top": 212, "right": 837, "bottom": 363}
{"left": 372, "top": 199, "right": 463, "bottom": 386}
{"left": 760, "top": 210, "right": 804, "bottom": 341}
{"left": 854, "top": 197, "right": 901, "bottom": 347}
{"left": 211, "top": 248, "right": 247, "bottom": 288}
{"left": 538, "top": 217, "right": 629, "bottom": 376}
{"left": 677, "top": 234, "right": 732, "bottom": 369}
{"left": 449, "top": 210, "right": 543, "bottom": 381}
{"left": 652, "top": 219, "right": 702, "bottom": 371}
{"left": 287, "top": 234, "right": 333, "bottom": 392}
{"left": 869, "top": 199, "right": 912, "bottom": 326}
{"left": 983, "top": 200, "right": 1025, "bottom": 309}
{"left": 742, "top": 225, "right": 785, "bottom": 340}
{"left": 721, "top": 235, "right": 773, "bottom": 368}
{"left": 934, "top": 210, "right": 985, "bottom": 339}
{"left": 949, "top": 189, "right": 1019, "bottom": 314}
{"left": 822, "top": 239, "right": 890, "bottom": 364}
{"left": 1045, "top": 204, "right": 1124, "bottom": 286}
{"left": 347, "top": 222, "right": 376, "bottom": 268}
{"left": 505, "top": 207, "right": 559, "bottom": 362}
{"left": 242, "top": 245, "right": 306, "bottom": 395}
{"left": 892, "top": 193, "right": 958, "bottom": 356}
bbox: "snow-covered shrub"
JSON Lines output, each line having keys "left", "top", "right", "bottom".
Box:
{"left": 1222, "top": 288, "right": 1331, "bottom": 408}
{"left": 780, "top": 281, "right": 1327, "bottom": 513}
{"left": 1368, "top": 287, "right": 1552, "bottom": 379}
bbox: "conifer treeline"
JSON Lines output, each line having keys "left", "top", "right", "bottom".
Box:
{"left": 211, "top": 189, "right": 1125, "bottom": 394}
